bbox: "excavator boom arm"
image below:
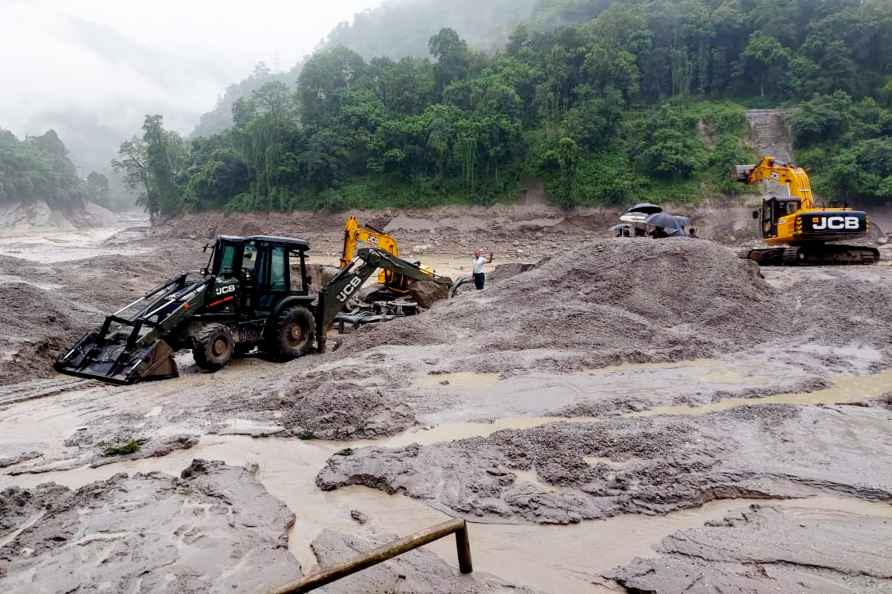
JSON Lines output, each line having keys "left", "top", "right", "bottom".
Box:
{"left": 341, "top": 216, "right": 400, "bottom": 268}
{"left": 736, "top": 156, "right": 814, "bottom": 209}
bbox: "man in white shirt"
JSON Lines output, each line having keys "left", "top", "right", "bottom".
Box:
{"left": 472, "top": 250, "right": 494, "bottom": 290}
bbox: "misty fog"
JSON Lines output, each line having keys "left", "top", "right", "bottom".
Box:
{"left": 1, "top": 0, "right": 380, "bottom": 174}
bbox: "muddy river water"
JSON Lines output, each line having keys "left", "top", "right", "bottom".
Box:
{"left": 3, "top": 360, "right": 892, "bottom": 592}
{"left": 5, "top": 430, "right": 892, "bottom": 594}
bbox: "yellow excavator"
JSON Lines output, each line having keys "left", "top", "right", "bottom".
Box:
{"left": 340, "top": 216, "right": 435, "bottom": 294}
{"left": 737, "top": 156, "right": 880, "bottom": 265}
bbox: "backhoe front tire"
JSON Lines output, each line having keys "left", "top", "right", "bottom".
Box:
{"left": 192, "top": 323, "right": 234, "bottom": 371}
{"left": 266, "top": 306, "right": 315, "bottom": 361}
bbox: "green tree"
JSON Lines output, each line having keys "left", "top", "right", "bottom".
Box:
{"left": 428, "top": 28, "right": 470, "bottom": 94}
{"left": 298, "top": 47, "right": 368, "bottom": 129}
{"left": 85, "top": 171, "right": 111, "bottom": 208}
{"left": 112, "top": 138, "right": 152, "bottom": 217}
{"left": 635, "top": 104, "right": 706, "bottom": 178}
{"left": 142, "top": 115, "right": 187, "bottom": 218}
{"left": 792, "top": 91, "right": 854, "bottom": 147}
{"left": 740, "top": 33, "right": 790, "bottom": 98}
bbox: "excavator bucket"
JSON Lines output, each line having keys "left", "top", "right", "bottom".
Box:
{"left": 734, "top": 164, "right": 756, "bottom": 182}
{"left": 54, "top": 331, "right": 178, "bottom": 385}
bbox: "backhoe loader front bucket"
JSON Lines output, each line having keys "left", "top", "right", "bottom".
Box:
{"left": 54, "top": 331, "right": 178, "bottom": 385}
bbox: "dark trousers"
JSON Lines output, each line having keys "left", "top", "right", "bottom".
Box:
{"left": 473, "top": 272, "right": 485, "bottom": 290}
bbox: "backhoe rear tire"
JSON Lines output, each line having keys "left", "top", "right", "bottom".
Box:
{"left": 192, "top": 323, "right": 234, "bottom": 371}
{"left": 266, "top": 306, "right": 315, "bottom": 361}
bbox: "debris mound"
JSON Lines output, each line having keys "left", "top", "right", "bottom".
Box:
{"left": 0, "top": 282, "right": 86, "bottom": 384}
{"left": 0, "top": 461, "right": 301, "bottom": 591}
{"left": 353, "top": 238, "right": 788, "bottom": 369}
{"left": 609, "top": 504, "right": 892, "bottom": 592}
{"left": 211, "top": 368, "right": 417, "bottom": 440}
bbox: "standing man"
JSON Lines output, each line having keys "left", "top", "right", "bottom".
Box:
{"left": 473, "top": 250, "right": 494, "bottom": 290}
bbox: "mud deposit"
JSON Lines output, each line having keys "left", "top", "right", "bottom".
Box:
{"left": 0, "top": 280, "right": 86, "bottom": 385}
{"left": 349, "top": 239, "right": 781, "bottom": 365}
{"left": 0, "top": 460, "right": 302, "bottom": 592}
{"left": 3, "top": 208, "right": 892, "bottom": 593}
{"left": 318, "top": 404, "right": 892, "bottom": 524}
{"left": 610, "top": 502, "right": 892, "bottom": 593}
{"left": 0, "top": 228, "right": 199, "bottom": 385}
{"left": 338, "top": 238, "right": 892, "bottom": 377}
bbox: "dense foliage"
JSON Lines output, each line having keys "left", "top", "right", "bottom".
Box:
{"left": 127, "top": 0, "right": 892, "bottom": 217}
{"left": 189, "top": 0, "right": 538, "bottom": 139}
{"left": 794, "top": 91, "right": 892, "bottom": 202}
{"left": 0, "top": 129, "right": 86, "bottom": 208}
{"left": 191, "top": 63, "right": 303, "bottom": 139}
{"left": 0, "top": 128, "right": 135, "bottom": 211}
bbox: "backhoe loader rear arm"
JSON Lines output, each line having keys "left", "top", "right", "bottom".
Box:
{"left": 317, "top": 248, "right": 452, "bottom": 349}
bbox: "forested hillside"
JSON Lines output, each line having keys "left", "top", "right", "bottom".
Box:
{"left": 0, "top": 128, "right": 130, "bottom": 211}
{"left": 122, "top": 0, "right": 892, "bottom": 219}
{"left": 190, "top": 0, "right": 538, "bottom": 138}
{"left": 0, "top": 129, "right": 87, "bottom": 209}
{"left": 327, "top": 0, "right": 539, "bottom": 59}
{"left": 190, "top": 63, "right": 304, "bottom": 139}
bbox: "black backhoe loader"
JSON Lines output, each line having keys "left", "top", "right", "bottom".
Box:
{"left": 54, "top": 235, "right": 452, "bottom": 385}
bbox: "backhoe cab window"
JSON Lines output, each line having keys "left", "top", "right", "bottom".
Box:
{"left": 290, "top": 251, "right": 304, "bottom": 292}
{"left": 270, "top": 247, "right": 287, "bottom": 292}
{"left": 218, "top": 244, "right": 237, "bottom": 277}
{"left": 242, "top": 242, "right": 258, "bottom": 276}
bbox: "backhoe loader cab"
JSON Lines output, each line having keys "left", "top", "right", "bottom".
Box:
{"left": 55, "top": 235, "right": 318, "bottom": 385}
{"left": 206, "top": 235, "right": 312, "bottom": 313}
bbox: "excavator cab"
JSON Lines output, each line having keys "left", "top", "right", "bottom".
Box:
{"left": 207, "top": 236, "right": 311, "bottom": 315}
{"left": 754, "top": 197, "right": 801, "bottom": 239}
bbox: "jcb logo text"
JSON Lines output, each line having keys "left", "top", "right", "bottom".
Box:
{"left": 812, "top": 216, "right": 860, "bottom": 230}
{"left": 337, "top": 277, "right": 363, "bottom": 302}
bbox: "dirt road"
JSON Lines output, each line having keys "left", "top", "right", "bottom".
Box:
{"left": 1, "top": 206, "right": 891, "bottom": 593}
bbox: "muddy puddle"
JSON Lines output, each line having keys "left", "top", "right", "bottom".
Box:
{"left": 4, "top": 434, "right": 890, "bottom": 594}
{"left": 411, "top": 357, "right": 827, "bottom": 424}
{"left": 414, "top": 361, "right": 892, "bottom": 424}
{"left": 339, "top": 416, "right": 599, "bottom": 449}
{"left": 637, "top": 368, "right": 892, "bottom": 417}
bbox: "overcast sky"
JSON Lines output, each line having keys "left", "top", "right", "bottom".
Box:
{"left": 0, "top": 0, "right": 382, "bottom": 139}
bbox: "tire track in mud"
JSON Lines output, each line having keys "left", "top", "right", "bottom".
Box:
{"left": 0, "top": 378, "right": 92, "bottom": 409}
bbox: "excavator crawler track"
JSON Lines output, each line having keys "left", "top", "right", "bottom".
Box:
{"left": 744, "top": 244, "right": 880, "bottom": 266}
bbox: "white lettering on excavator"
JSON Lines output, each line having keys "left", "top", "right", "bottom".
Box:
{"left": 337, "top": 277, "right": 363, "bottom": 302}
{"left": 812, "top": 216, "right": 860, "bottom": 230}
{"left": 215, "top": 284, "right": 236, "bottom": 296}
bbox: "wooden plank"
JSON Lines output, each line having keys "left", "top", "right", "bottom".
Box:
{"left": 269, "top": 519, "right": 472, "bottom": 594}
